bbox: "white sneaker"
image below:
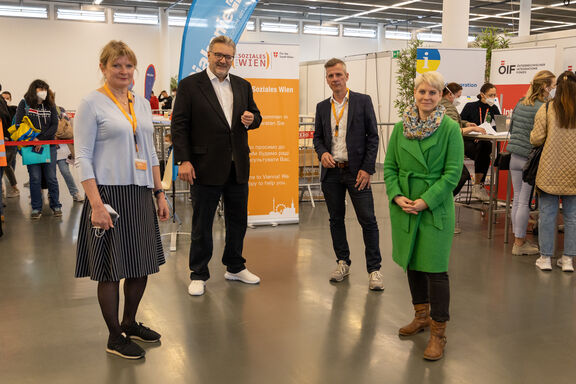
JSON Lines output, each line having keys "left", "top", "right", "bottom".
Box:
{"left": 73, "top": 193, "right": 85, "bottom": 202}
{"left": 535, "top": 256, "right": 552, "bottom": 271}
{"left": 330, "top": 260, "right": 350, "bottom": 282}
{"left": 224, "top": 269, "right": 260, "bottom": 284}
{"left": 512, "top": 242, "right": 539, "bottom": 256}
{"left": 472, "top": 184, "right": 490, "bottom": 202}
{"left": 6, "top": 185, "right": 19, "bottom": 198}
{"left": 556, "top": 255, "right": 574, "bottom": 272}
{"left": 368, "top": 271, "right": 384, "bottom": 291}
{"left": 188, "top": 280, "right": 206, "bottom": 296}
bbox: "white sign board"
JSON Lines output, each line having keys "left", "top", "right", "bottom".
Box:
{"left": 416, "top": 48, "right": 486, "bottom": 97}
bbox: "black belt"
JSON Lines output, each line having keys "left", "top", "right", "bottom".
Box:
{"left": 335, "top": 161, "right": 349, "bottom": 168}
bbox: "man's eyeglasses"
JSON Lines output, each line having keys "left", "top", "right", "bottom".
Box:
{"left": 210, "top": 52, "right": 234, "bottom": 62}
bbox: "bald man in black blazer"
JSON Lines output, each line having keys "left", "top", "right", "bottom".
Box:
{"left": 171, "top": 36, "right": 262, "bottom": 296}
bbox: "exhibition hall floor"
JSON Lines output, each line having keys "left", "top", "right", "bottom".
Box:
{"left": 1, "top": 183, "right": 574, "bottom": 384}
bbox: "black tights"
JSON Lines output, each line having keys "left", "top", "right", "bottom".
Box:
{"left": 407, "top": 269, "right": 450, "bottom": 322}
{"left": 97, "top": 276, "right": 148, "bottom": 341}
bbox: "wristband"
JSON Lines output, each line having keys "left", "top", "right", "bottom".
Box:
{"left": 154, "top": 189, "right": 165, "bottom": 198}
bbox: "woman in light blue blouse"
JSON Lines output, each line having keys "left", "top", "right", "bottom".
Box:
{"left": 74, "top": 41, "right": 169, "bottom": 360}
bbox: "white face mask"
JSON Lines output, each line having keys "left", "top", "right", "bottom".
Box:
{"left": 548, "top": 88, "right": 556, "bottom": 99}
{"left": 485, "top": 97, "right": 496, "bottom": 107}
{"left": 37, "top": 90, "right": 47, "bottom": 101}
{"left": 453, "top": 97, "right": 463, "bottom": 107}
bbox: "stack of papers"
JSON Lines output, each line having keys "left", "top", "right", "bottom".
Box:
{"left": 468, "top": 122, "right": 509, "bottom": 137}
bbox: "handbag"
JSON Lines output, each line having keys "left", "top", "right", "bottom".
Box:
{"left": 56, "top": 118, "right": 73, "bottom": 139}
{"left": 495, "top": 151, "right": 511, "bottom": 171}
{"left": 21, "top": 145, "right": 51, "bottom": 165}
{"left": 522, "top": 101, "right": 549, "bottom": 186}
{"left": 522, "top": 145, "right": 543, "bottom": 186}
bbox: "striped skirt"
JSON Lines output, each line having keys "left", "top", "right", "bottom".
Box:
{"left": 75, "top": 185, "right": 165, "bottom": 281}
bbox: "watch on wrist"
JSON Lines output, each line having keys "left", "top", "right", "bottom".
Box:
{"left": 154, "top": 189, "right": 165, "bottom": 198}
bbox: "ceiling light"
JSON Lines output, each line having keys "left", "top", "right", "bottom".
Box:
{"left": 385, "top": 30, "right": 411, "bottom": 40}
{"left": 261, "top": 21, "right": 299, "bottom": 33}
{"left": 114, "top": 12, "right": 159, "bottom": 25}
{"left": 303, "top": 24, "right": 339, "bottom": 36}
{"left": 0, "top": 5, "right": 47, "bottom": 18}
{"left": 57, "top": 9, "right": 105, "bottom": 22}
{"left": 94, "top": 0, "right": 103, "bottom": 5}
{"left": 334, "top": 0, "right": 420, "bottom": 22}
{"left": 343, "top": 27, "right": 376, "bottom": 38}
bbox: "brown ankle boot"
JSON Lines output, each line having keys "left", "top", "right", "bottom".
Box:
{"left": 398, "top": 303, "right": 431, "bottom": 336}
{"left": 423, "top": 320, "right": 447, "bottom": 361}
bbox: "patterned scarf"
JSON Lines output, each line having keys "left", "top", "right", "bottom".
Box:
{"left": 402, "top": 104, "right": 446, "bottom": 140}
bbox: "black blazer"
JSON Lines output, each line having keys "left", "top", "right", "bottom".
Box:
{"left": 313, "top": 90, "right": 379, "bottom": 181}
{"left": 171, "top": 70, "right": 262, "bottom": 185}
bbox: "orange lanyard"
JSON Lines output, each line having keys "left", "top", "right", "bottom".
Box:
{"left": 331, "top": 91, "right": 349, "bottom": 137}
{"left": 103, "top": 84, "right": 139, "bottom": 152}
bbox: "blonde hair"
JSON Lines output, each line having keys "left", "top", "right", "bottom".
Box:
{"left": 522, "top": 70, "right": 555, "bottom": 106}
{"left": 99, "top": 40, "right": 137, "bottom": 68}
{"left": 414, "top": 71, "right": 445, "bottom": 93}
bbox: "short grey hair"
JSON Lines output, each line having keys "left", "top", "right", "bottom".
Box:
{"left": 414, "top": 71, "right": 445, "bottom": 93}
{"left": 324, "top": 58, "right": 347, "bottom": 72}
{"left": 209, "top": 35, "right": 236, "bottom": 54}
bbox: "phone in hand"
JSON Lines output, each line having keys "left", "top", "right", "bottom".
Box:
{"left": 32, "top": 146, "right": 44, "bottom": 154}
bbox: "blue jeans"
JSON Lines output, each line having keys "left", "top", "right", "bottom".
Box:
{"left": 510, "top": 154, "right": 534, "bottom": 238}
{"left": 57, "top": 159, "right": 79, "bottom": 196}
{"left": 538, "top": 192, "right": 576, "bottom": 257}
{"left": 321, "top": 167, "right": 381, "bottom": 272}
{"left": 27, "top": 145, "right": 61, "bottom": 211}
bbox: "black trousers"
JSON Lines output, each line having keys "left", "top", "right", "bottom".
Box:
{"left": 189, "top": 164, "right": 248, "bottom": 281}
{"left": 321, "top": 167, "right": 382, "bottom": 272}
{"left": 464, "top": 137, "right": 492, "bottom": 182}
{"left": 407, "top": 269, "right": 450, "bottom": 322}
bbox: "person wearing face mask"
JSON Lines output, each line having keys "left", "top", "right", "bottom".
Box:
{"left": 459, "top": 82, "right": 501, "bottom": 201}
{"left": 14, "top": 79, "right": 61, "bottom": 219}
{"left": 507, "top": 70, "right": 556, "bottom": 257}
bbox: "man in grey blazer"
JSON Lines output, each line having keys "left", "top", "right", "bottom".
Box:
{"left": 171, "top": 36, "right": 262, "bottom": 296}
{"left": 313, "top": 58, "right": 383, "bottom": 291}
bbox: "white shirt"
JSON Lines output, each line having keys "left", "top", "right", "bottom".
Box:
{"left": 330, "top": 91, "right": 349, "bottom": 162}
{"left": 206, "top": 67, "right": 233, "bottom": 128}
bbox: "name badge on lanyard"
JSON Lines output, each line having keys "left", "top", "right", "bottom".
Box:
{"left": 103, "top": 84, "right": 146, "bottom": 171}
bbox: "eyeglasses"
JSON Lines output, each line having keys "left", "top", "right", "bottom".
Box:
{"left": 210, "top": 52, "right": 234, "bottom": 62}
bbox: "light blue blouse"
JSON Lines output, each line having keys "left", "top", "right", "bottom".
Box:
{"left": 74, "top": 91, "right": 159, "bottom": 188}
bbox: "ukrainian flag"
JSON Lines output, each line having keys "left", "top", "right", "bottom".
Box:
{"left": 416, "top": 49, "right": 441, "bottom": 73}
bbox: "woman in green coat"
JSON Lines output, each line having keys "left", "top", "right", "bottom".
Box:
{"left": 384, "top": 71, "right": 463, "bottom": 361}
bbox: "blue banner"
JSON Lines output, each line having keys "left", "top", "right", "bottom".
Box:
{"left": 178, "top": 0, "right": 258, "bottom": 81}
{"left": 144, "top": 65, "right": 156, "bottom": 100}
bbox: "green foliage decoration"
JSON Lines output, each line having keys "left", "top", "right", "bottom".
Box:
{"left": 472, "top": 27, "right": 511, "bottom": 82}
{"left": 394, "top": 38, "right": 422, "bottom": 118}
{"left": 170, "top": 76, "right": 178, "bottom": 92}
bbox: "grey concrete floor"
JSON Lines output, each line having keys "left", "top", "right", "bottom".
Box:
{"left": 0, "top": 179, "right": 574, "bottom": 384}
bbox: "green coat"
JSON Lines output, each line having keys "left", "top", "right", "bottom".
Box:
{"left": 383, "top": 116, "right": 464, "bottom": 272}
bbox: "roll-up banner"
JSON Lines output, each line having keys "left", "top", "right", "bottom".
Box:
{"left": 416, "top": 48, "right": 486, "bottom": 99}
{"left": 232, "top": 44, "right": 300, "bottom": 225}
{"left": 144, "top": 65, "right": 156, "bottom": 100}
{"left": 563, "top": 46, "right": 576, "bottom": 72}
{"left": 177, "top": 0, "right": 258, "bottom": 81}
{"left": 490, "top": 46, "right": 556, "bottom": 116}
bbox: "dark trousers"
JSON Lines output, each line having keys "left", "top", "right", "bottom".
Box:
{"left": 464, "top": 137, "right": 492, "bottom": 182}
{"left": 407, "top": 269, "right": 450, "bottom": 322}
{"left": 189, "top": 164, "right": 248, "bottom": 281}
{"left": 321, "top": 167, "right": 381, "bottom": 272}
{"left": 3, "top": 146, "right": 17, "bottom": 186}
